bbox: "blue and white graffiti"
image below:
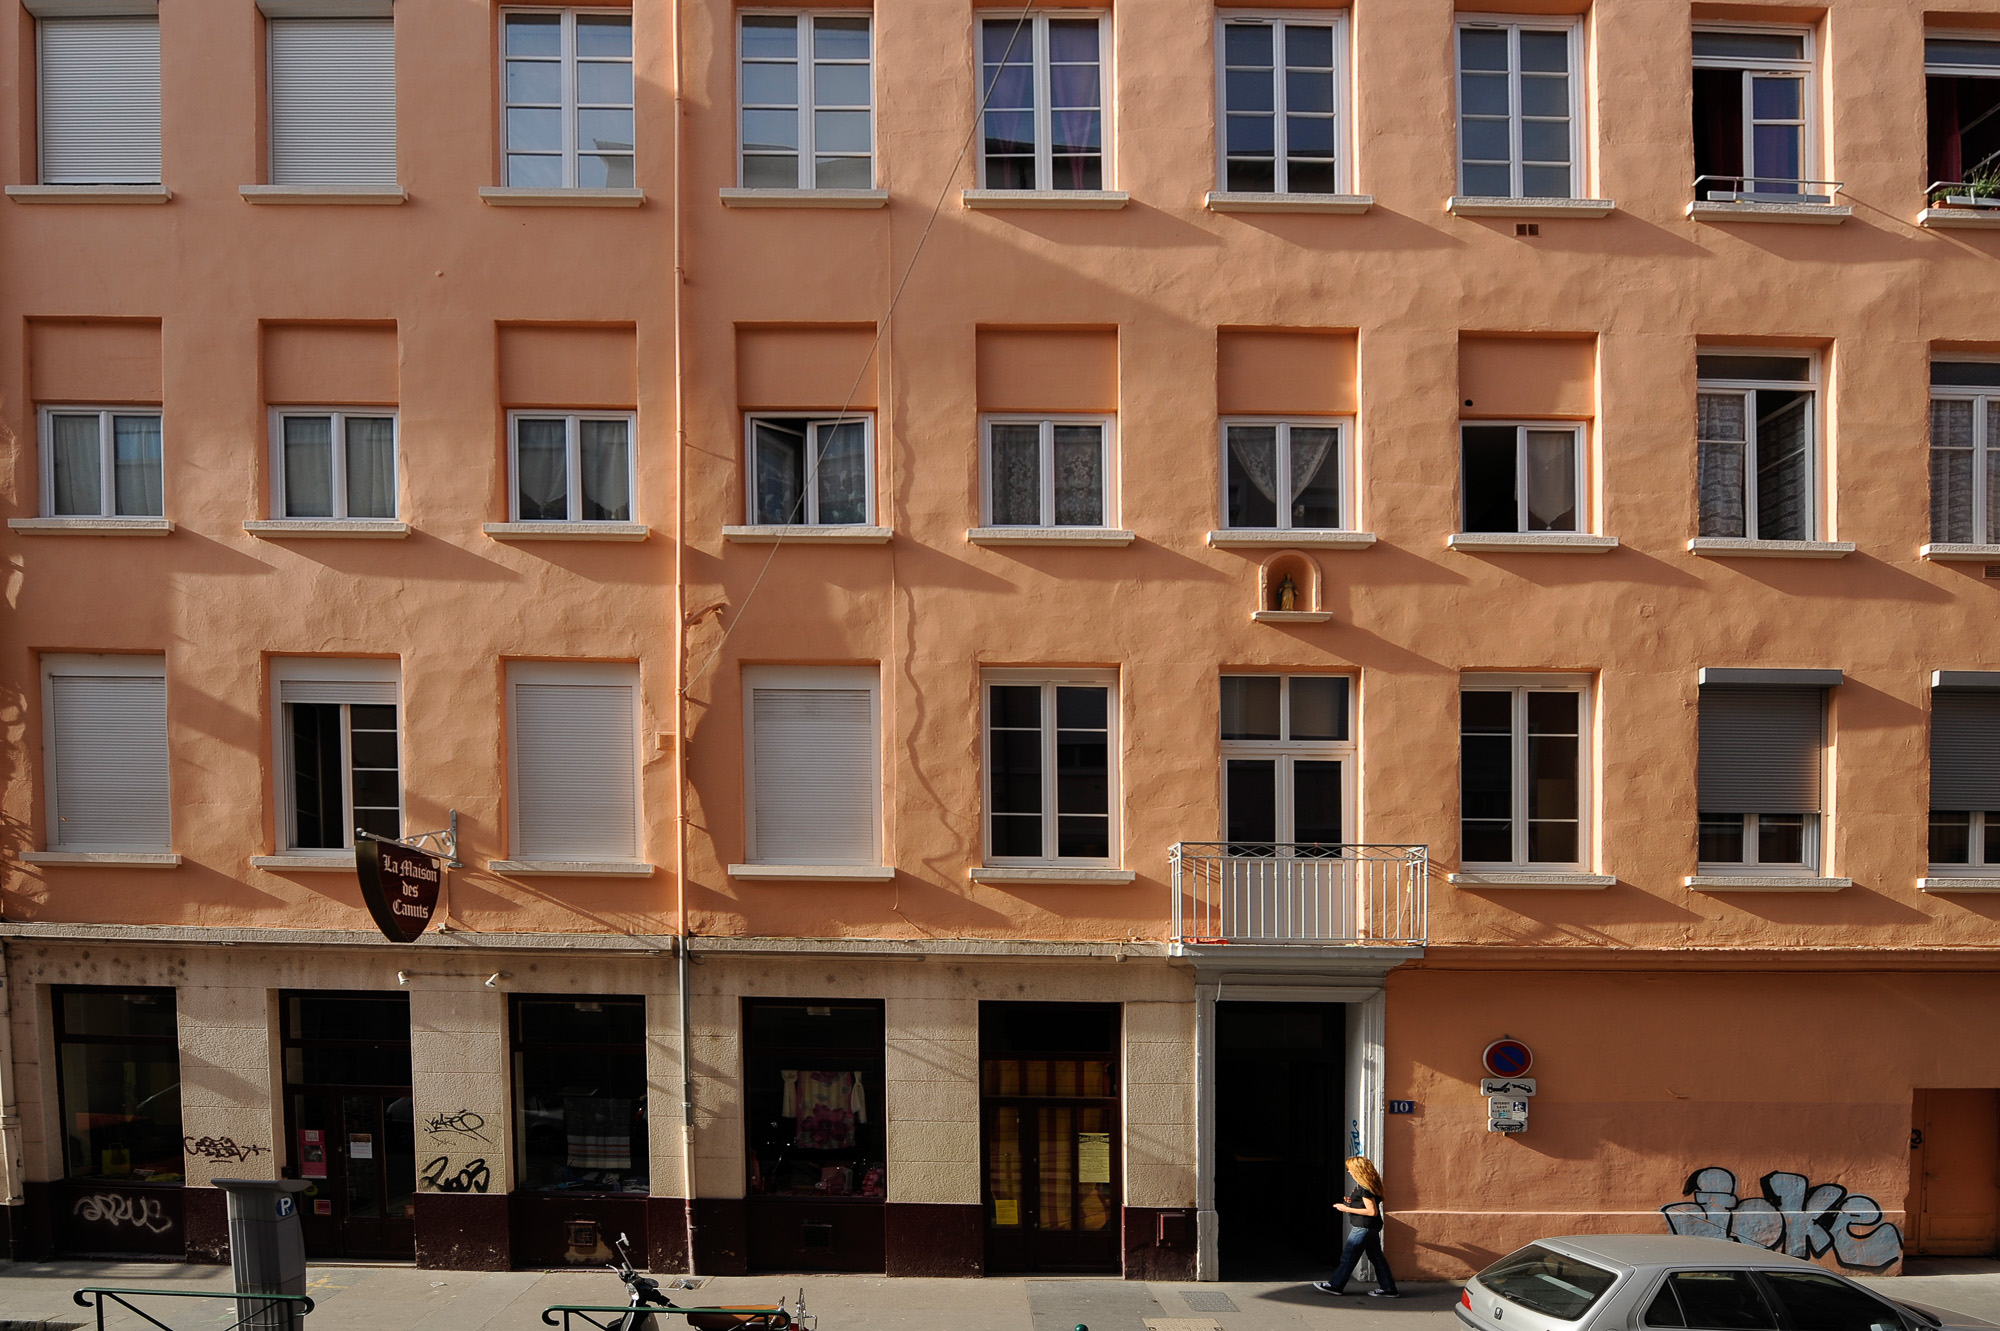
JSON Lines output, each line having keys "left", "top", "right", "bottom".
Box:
{"left": 1662, "top": 1167, "right": 1903, "bottom": 1272}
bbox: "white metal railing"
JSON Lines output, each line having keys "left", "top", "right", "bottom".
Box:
{"left": 1694, "top": 174, "right": 1843, "bottom": 205}
{"left": 1170, "top": 843, "right": 1428, "bottom": 946}
{"left": 1927, "top": 180, "right": 2000, "bottom": 209}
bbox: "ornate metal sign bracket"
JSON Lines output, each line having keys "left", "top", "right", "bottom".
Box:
{"left": 356, "top": 809, "right": 462, "bottom": 868}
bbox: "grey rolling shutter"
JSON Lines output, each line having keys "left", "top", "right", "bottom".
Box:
{"left": 750, "top": 686, "right": 877, "bottom": 864}
{"left": 269, "top": 18, "right": 396, "bottom": 185}
{"left": 1932, "top": 691, "right": 2000, "bottom": 811}
{"left": 280, "top": 679, "right": 396, "bottom": 705}
{"left": 39, "top": 17, "right": 161, "bottom": 184}
{"left": 50, "top": 671, "right": 169, "bottom": 850}
{"left": 1697, "top": 686, "right": 1824, "bottom": 814}
{"left": 513, "top": 679, "right": 638, "bottom": 861}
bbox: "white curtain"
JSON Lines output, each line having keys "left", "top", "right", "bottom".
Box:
{"left": 579, "top": 419, "right": 630, "bottom": 521}
{"left": 1228, "top": 426, "right": 1280, "bottom": 503}
{"left": 516, "top": 418, "right": 569, "bottom": 519}
{"left": 754, "top": 420, "right": 805, "bottom": 523}
{"left": 344, "top": 416, "right": 396, "bottom": 519}
{"left": 50, "top": 414, "right": 101, "bottom": 516}
{"left": 1052, "top": 424, "right": 1102, "bottom": 526}
{"left": 283, "top": 415, "right": 334, "bottom": 517}
{"left": 1696, "top": 392, "right": 1747, "bottom": 537}
{"left": 990, "top": 424, "right": 1041, "bottom": 524}
{"left": 112, "top": 414, "right": 163, "bottom": 517}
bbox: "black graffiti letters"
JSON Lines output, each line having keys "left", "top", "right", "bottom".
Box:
{"left": 423, "top": 1109, "right": 490, "bottom": 1142}
{"left": 420, "top": 1155, "right": 492, "bottom": 1194}
{"left": 183, "top": 1135, "right": 270, "bottom": 1164}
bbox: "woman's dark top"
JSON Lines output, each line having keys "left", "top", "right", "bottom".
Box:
{"left": 1346, "top": 1185, "right": 1384, "bottom": 1231}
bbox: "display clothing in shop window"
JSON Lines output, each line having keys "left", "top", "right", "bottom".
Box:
{"left": 781, "top": 1069, "right": 867, "bottom": 1148}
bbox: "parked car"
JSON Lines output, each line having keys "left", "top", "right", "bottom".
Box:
{"left": 1458, "top": 1236, "right": 1988, "bottom": 1331}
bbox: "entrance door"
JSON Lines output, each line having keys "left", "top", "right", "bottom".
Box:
{"left": 980, "top": 1002, "right": 1121, "bottom": 1274}
{"left": 281, "top": 992, "right": 416, "bottom": 1261}
{"left": 1912, "top": 1088, "right": 2000, "bottom": 1256}
{"left": 1215, "top": 1001, "right": 1344, "bottom": 1280}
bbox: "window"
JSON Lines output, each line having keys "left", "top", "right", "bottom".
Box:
{"left": 1461, "top": 423, "right": 1582, "bottom": 533}
{"left": 1220, "top": 675, "right": 1352, "bottom": 847}
{"left": 274, "top": 411, "right": 397, "bottom": 520}
{"left": 984, "top": 671, "right": 1116, "bottom": 865}
{"left": 501, "top": 9, "right": 633, "bottom": 188}
{"left": 43, "top": 655, "right": 168, "bottom": 852}
{"left": 1760, "top": 1271, "right": 1907, "bottom": 1331}
{"left": 1456, "top": 20, "right": 1579, "bottom": 199}
{"left": 1692, "top": 28, "right": 1815, "bottom": 199}
{"left": 1217, "top": 17, "right": 1342, "bottom": 194}
{"left": 54, "top": 988, "right": 182, "bottom": 1184}
{"left": 1930, "top": 362, "right": 2000, "bottom": 545}
{"left": 506, "top": 661, "right": 640, "bottom": 863}
{"left": 747, "top": 414, "right": 872, "bottom": 525}
{"left": 1461, "top": 681, "right": 1585, "bottom": 868}
{"left": 38, "top": 16, "right": 161, "bottom": 185}
{"left": 979, "top": 13, "right": 1107, "bottom": 191}
{"left": 739, "top": 13, "right": 872, "bottom": 189}
{"left": 509, "top": 413, "right": 634, "bottom": 523}
{"left": 42, "top": 408, "right": 162, "bottom": 519}
{"left": 1221, "top": 419, "right": 1347, "bottom": 530}
{"left": 268, "top": 17, "right": 396, "bottom": 185}
{"left": 1644, "top": 1271, "right": 1778, "bottom": 1331}
{"left": 983, "top": 417, "right": 1112, "bottom": 528}
{"left": 1929, "top": 37, "right": 2000, "bottom": 199}
{"left": 1931, "top": 688, "right": 2000, "bottom": 870}
{"left": 1697, "top": 684, "right": 1825, "bottom": 871}
{"left": 1696, "top": 353, "right": 1817, "bottom": 541}
{"left": 744, "top": 666, "right": 881, "bottom": 866}
{"left": 273, "top": 660, "right": 400, "bottom": 853}
{"left": 1478, "top": 1245, "right": 1619, "bottom": 1322}
{"left": 745, "top": 1000, "right": 886, "bottom": 1201}
{"left": 511, "top": 997, "right": 648, "bottom": 1193}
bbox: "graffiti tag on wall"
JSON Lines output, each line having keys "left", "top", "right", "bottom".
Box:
{"left": 420, "top": 1155, "right": 492, "bottom": 1194}
{"left": 423, "top": 1110, "right": 490, "bottom": 1142}
{"left": 183, "top": 1135, "right": 269, "bottom": 1164}
{"left": 73, "top": 1192, "right": 175, "bottom": 1234}
{"left": 1662, "top": 1167, "right": 1903, "bottom": 1271}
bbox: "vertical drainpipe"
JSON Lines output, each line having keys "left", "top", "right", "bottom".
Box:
{"left": 0, "top": 942, "right": 21, "bottom": 1222}
{"left": 1193, "top": 980, "right": 1218, "bottom": 1280}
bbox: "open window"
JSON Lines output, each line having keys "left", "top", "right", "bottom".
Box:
{"left": 1928, "top": 35, "right": 2000, "bottom": 210}
{"left": 1692, "top": 27, "right": 1821, "bottom": 200}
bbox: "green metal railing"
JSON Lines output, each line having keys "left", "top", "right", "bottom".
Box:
{"left": 72, "top": 1287, "right": 315, "bottom": 1331}
{"left": 540, "top": 1302, "right": 794, "bottom": 1330}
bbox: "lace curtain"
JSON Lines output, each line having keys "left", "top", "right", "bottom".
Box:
{"left": 344, "top": 417, "right": 396, "bottom": 519}
{"left": 50, "top": 414, "right": 101, "bottom": 516}
{"left": 1931, "top": 398, "right": 1976, "bottom": 545}
{"left": 1696, "top": 392, "right": 1747, "bottom": 537}
{"left": 517, "top": 418, "right": 569, "bottom": 520}
{"left": 579, "top": 419, "right": 630, "bottom": 521}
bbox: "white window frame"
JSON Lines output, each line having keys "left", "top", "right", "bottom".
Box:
{"left": 1218, "top": 416, "right": 1354, "bottom": 532}
{"left": 38, "top": 405, "right": 164, "bottom": 519}
{"left": 506, "top": 410, "right": 638, "bottom": 523}
{"left": 1218, "top": 674, "right": 1356, "bottom": 846}
{"left": 1928, "top": 361, "right": 2000, "bottom": 546}
{"left": 1700, "top": 811, "right": 1820, "bottom": 871}
{"left": 1213, "top": 13, "right": 1349, "bottom": 195}
{"left": 1453, "top": 15, "right": 1583, "bottom": 200}
{"left": 979, "top": 414, "right": 1116, "bottom": 528}
{"left": 975, "top": 10, "right": 1113, "bottom": 191}
{"left": 498, "top": 6, "right": 634, "bottom": 189}
{"left": 742, "top": 412, "right": 875, "bottom": 525}
{"left": 981, "top": 667, "right": 1119, "bottom": 867}
{"left": 736, "top": 10, "right": 876, "bottom": 189}
{"left": 1458, "top": 420, "right": 1587, "bottom": 533}
{"left": 41, "top": 653, "right": 170, "bottom": 853}
{"left": 269, "top": 657, "right": 401, "bottom": 855}
{"left": 1696, "top": 349, "right": 1821, "bottom": 541}
{"left": 1931, "top": 810, "right": 2000, "bottom": 871}
{"left": 1926, "top": 31, "right": 2000, "bottom": 79}
{"left": 505, "top": 659, "right": 643, "bottom": 864}
{"left": 1691, "top": 24, "right": 1816, "bottom": 195}
{"left": 741, "top": 665, "right": 883, "bottom": 866}
{"left": 1460, "top": 674, "right": 1590, "bottom": 871}
{"left": 270, "top": 408, "right": 400, "bottom": 521}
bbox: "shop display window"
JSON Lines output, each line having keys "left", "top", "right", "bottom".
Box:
{"left": 511, "top": 996, "right": 648, "bottom": 1194}
{"left": 55, "top": 987, "right": 183, "bottom": 1184}
{"left": 744, "top": 1000, "right": 885, "bottom": 1200}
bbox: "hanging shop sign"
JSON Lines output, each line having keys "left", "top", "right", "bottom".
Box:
{"left": 356, "top": 838, "right": 443, "bottom": 943}
{"left": 1481, "top": 1039, "right": 1533, "bottom": 1078}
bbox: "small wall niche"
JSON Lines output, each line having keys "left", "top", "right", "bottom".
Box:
{"left": 1253, "top": 551, "right": 1332, "bottom": 624}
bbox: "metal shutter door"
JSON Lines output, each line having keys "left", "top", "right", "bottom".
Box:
{"left": 1697, "top": 686, "right": 1824, "bottom": 814}
{"left": 40, "top": 17, "right": 161, "bottom": 184}
{"left": 50, "top": 672, "right": 169, "bottom": 850}
{"left": 750, "top": 686, "right": 877, "bottom": 864}
{"left": 1932, "top": 691, "right": 2000, "bottom": 811}
{"left": 269, "top": 18, "right": 396, "bottom": 185}
{"left": 513, "top": 679, "right": 639, "bottom": 861}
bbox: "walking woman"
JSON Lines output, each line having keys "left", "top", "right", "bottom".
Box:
{"left": 1314, "top": 1156, "right": 1399, "bottom": 1298}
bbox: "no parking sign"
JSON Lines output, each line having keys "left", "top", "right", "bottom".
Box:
{"left": 1482, "top": 1039, "right": 1533, "bottom": 1077}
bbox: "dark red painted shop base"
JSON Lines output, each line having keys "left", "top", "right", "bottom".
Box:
{"left": 691, "top": 1198, "right": 749, "bottom": 1275}
{"left": 416, "top": 1193, "right": 509, "bottom": 1269}
{"left": 184, "top": 1187, "right": 227, "bottom": 1264}
{"left": 885, "top": 1203, "right": 983, "bottom": 1277}
{"left": 1123, "top": 1207, "right": 1198, "bottom": 1281}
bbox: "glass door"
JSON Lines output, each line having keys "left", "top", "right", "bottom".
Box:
{"left": 281, "top": 993, "right": 415, "bottom": 1261}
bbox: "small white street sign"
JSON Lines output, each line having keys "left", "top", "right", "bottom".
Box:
{"left": 1480, "top": 1078, "right": 1536, "bottom": 1097}
{"left": 1487, "top": 1098, "right": 1530, "bottom": 1123}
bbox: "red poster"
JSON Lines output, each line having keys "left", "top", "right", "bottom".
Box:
{"left": 299, "top": 1129, "right": 327, "bottom": 1180}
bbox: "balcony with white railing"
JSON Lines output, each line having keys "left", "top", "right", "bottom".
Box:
{"left": 1169, "top": 843, "right": 1428, "bottom": 947}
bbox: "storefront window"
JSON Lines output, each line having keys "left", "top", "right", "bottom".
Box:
{"left": 745, "top": 1000, "right": 885, "bottom": 1199}
{"left": 55, "top": 987, "right": 183, "bottom": 1184}
{"left": 511, "top": 997, "right": 648, "bottom": 1193}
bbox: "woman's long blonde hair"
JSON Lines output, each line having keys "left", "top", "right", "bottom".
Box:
{"left": 1345, "top": 1156, "right": 1384, "bottom": 1193}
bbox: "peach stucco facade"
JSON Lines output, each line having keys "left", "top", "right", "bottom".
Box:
{"left": 2, "top": 0, "right": 1999, "bottom": 1285}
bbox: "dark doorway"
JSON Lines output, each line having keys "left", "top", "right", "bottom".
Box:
{"left": 980, "top": 1002, "right": 1121, "bottom": 1275}
{"left": 1215, "top": 1001, "right": 1344, "bottom": 1280}
{"left": 281, "top": 992, "right": 415, "bottom": 1262}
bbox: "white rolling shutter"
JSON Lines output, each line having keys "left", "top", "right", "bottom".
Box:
{"left": 512, "top": 675, "right": 639, "bottom": 861}
{"left": 749, "top": 680, "right": 879, "bottom": 865}
{"left": 269, "top": 18, "right": 396, "bottom": 185}
{"left": 279, "top": 678, "right": 396, "bottom": 705}
{"left": 39, "top": 16, "right": 161, "bottom": 185}
{"left": 49, "top": 669, "right": 170, "bottom": 850}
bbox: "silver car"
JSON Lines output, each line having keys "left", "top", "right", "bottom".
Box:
{"left": 1458, "top": 1236, "right": 1987, "bottom": 1331}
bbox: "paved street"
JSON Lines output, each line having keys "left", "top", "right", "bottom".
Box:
{"left": 1, "top": 1260, "right": 1998, "bottom": 1331}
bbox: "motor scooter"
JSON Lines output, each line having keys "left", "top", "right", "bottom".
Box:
{"left": 592, "top": 1233, "right": 808, "bottom": 1331}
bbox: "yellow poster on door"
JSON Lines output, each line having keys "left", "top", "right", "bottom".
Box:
{"left": 1078, "top": 1132, "right": 1111, "bottom": 1184}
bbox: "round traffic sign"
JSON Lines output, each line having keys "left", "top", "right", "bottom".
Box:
{"left": 1482, "top": 1039, "right": 1533, "bottom": 1077}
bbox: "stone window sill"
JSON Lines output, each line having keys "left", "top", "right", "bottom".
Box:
{"left": 488, "top": 859, "right": 654, "bottom": 877}
{"left": 251, "top": 853, "right": 355, "bottom": 871}
{"left": 246, "top": 520, "right": 408, "bottom": 539}
{"left": 1686, "top": 874, "right": 1851, "bottom": 892}
{"left": 962, "top": 189, "right": 1128, "bottom": 210}
{"left": 727, "top": 864, "right": 896, "bottom": 881}
{"left": 10, "top": 517, "right": 172, "bottom": 534}
{"left": 967, "top": 527, "right": 1134, "bottom": 546}
{"left": 719, "top": 188, "right": 887, "bottom": 209}
{"left": 1688, "top": 538, "right": 1854, "bottom": 559}
{"left": 484, "top": 522, "right": 649, "bottom": 542}
{"left": 970, "top": 866, "right": 1136, "bottom": 885}
{"left": 1921, "top": 543, "right": 2000, "bottom": 562}
{"left": 1207, "top": 529, "right": 1376, "bottom": 550}
{"left": 478, "top": 187, "right": 644, "bottom": 208}
{"left": 722, "top": 525, "right": 891, "bottom": 544}
{"left": 1450, "top": 871, "right": 1615, "bottom": 889}
{"left": 1252, "top": 610, "right": 1332, "bottom": 624}
{"left": 1204, "top": 191, "right": 1372, "bottom": 214}
{"left": 21, "top": 851, "right": 180, "bottom": 868}
{"left": 1447, "top": 196, "right": 1615, "bottom": 218}
{"left": 241, "top": 184, "right": 404, "bottom": 205}
{"left": 1919, "top": 207, "right": 2000, "bottom": 230}
{"left": 1450, "top": 532, "right": 1618, "bottom": 553}
{"left": 7, "top": 184, "right": 171, "bottom": 204}
{"left": 1920, "top": 876, "right": 2000, "bottom": 892}
{"left": 1687, "top": 200, "right": 1851, "bottom": 225}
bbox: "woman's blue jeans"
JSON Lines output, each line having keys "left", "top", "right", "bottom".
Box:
{"left": 1326, "top": 1223, "right": 1398, "bottom": 1293}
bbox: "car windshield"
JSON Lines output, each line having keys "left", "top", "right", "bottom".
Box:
{"left": 1478, "top": 1245, "right": 1621, "bottom": 1321}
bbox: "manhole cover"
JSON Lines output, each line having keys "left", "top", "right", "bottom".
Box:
{"left": 1179, "top": 1290, "right": 1239, "bottom": 1313}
